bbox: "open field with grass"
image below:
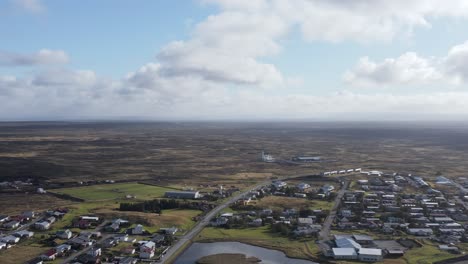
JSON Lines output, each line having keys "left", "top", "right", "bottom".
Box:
{"left": 254, "top": 196, "right": 333, "bottom": 211}
{"left": 50, "top": 182, "right": 174, "bottom": 201}
{"left": 0, "top": 243, "right": 50, "bottom": 264}
{"left": 402, "top": 240, "right": 461, "bottom": 264}
{"left": 0, "top": 193, "right": 77, "bottom": 215}
{"left": 195, "top": 226, "right": 319, "bottom": 260}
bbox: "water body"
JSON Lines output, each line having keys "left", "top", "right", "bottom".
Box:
{"left": 175, "top": 242, "right": 318, "bottom": 264}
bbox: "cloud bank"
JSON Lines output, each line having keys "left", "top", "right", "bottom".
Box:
{"left": 3, "top": 0, "right": 468, "bottom": 120}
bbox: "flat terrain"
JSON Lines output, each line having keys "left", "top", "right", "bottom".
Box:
{"left": 51, "top": 182, "right": 173, "bottom": 201}
{"left": 1, "top": 121, "right": 468, "bottom": 188}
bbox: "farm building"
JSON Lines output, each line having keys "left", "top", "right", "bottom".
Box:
{"left": 164, "top": 191, "right": 201, "bottom": 199}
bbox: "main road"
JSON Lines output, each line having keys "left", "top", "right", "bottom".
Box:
{"left": 161, "top": 173, "right": 323, "bottom": 264}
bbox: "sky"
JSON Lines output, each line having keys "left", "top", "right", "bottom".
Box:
{"left": 2, "top": 0, "right": 468, "bottom": 121}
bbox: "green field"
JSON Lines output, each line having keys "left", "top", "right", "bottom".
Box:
{"left": 51, "top": 182, "right": 174, "bottom": 201}
{"left": 196, "top": 226, "right": 318, "bottom": 260}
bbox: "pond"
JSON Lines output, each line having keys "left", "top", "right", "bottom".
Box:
{"left": 175, "top": 242, "right": 318, "bottom": 264}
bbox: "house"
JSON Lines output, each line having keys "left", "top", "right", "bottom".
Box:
{"left": 164, "top": 191, "right": 201, "bottom": 199}
{"left": 132, "top": 224, "right": 144, "bottom": 235}
{"left": 56, "top": 229, "right": 73, "bottom": 239}
{"left": 103, "top": 237, "right": 119, "bottom": 248}
{"left": 321, "top": 184, "right": 335, "bottom": 193}
{"left": 272, "top": 181, "right": 287, "bottom": 189}
{"left": 297, "top": 183, "right": 311, "bottom": 191}
{"left": 4, "top": 221, "right": 20, "bottom": 229}
{"left": 35, "top": 221, "right": 51, "bottom": 230}
{"left": 139, "top": 241, "right": 156, "bottom": 259}
{"left": 407, "top": 228, "right": 433, "bottom": 236}
{"left": 0, "top": 215, "right": 9, "bottom": 223}
{"left": 211, "top": 217, "right": 228, "bottom": 227}
{"left": 14, "top": 230, "right": 34, "bottom": 238}
{"left": 160, "top": 227, "right": 178, "bottom": 235}
{"left": 40, "top": 249, "right": 57, "bottom": 261}
{"left": 0, "top": 235, "right": 20, "bottom": 244}
{"left": 297, "top": 218, "right": 314, "bottom": 226}
{"left": 358, "top": 248, "right": 383, "bottom": 262}
{"left": 55, "top": 244, "right": 72, "bottom": 255}
{"left": 294, "top": 193, "right": 307, "bottom": 198}
{"left": 22, "top": 211, "right": 35, "bottom": 219}
{"left": 87, "top": 247, "right": 101, "bottom": 257}
{"left": 250, "top": 218, "right": 263, "bottom": 227}
{"left": 0, "top": 242, "right": 6, "bottom": 250}
{"left": 151, "top": 234, "right": 165, "bottom": 245}
{"left": 332, "top": 248, "right": 358, "bottom": 260}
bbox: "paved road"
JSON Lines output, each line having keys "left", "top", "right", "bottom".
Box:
{"left": 61, "top": 221, "right": 109, "bottom": 264}
{"left": 317, "top": 179, "right": 349, "bottom": 252}
{"left": 161, "top": 172, "right": 324, "bottom": 263}
{"left": 160, "top": 180, "right": 270, "bottom": 264}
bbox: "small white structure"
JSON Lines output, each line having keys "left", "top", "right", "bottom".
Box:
{"left": 37, "top": 188, "right": 47, "bottom": 194}
{"left": 407, "top": 228, "right": 433, "bottom": 236}
{"left": 261, "top": 151, "right": 275, "bottom": 162}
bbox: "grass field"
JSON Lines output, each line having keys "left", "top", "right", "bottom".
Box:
{"left": 195, "top": 226, "right": 318, "bottom": 260}
{"left": 254, "top": 196, "right": 332, "bottom": 211}
{"left": 0, "top": 243, "right": 50, "bottom": 264}
{"left": 51, "top": 182, "right": 174, "bottom": 201}
{"left": 402, "top": 240, "right": 459, "bottom": 264}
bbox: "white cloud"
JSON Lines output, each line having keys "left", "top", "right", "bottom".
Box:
{"left": 12, "top": 0, "right": 45, "bottom": 13}
{"left": 345, "top": 40, "right": 468, "bottom": 86}
{"left": 0, "top": 49, "right": 69, "bottom": 66}
{"left": 4, "top": 1, "right": 468, "bottom": 120}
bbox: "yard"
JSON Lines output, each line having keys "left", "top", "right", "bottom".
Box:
{"left": 50, "top": 182, "right": 175, "bottom": 201}
{"left": 196, "top": 226, "right": 319, "bottom": 260}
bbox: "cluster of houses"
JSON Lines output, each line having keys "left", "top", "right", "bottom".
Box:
{"left": 328, "top": 172, "right": 468, "bottom": 261}
{"left": 24, "top": 214, "right": 179, "bottom": 264}
{"left": 210, "top": 208, "right": 325, "bottom": 238}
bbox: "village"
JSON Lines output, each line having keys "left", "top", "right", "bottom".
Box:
{"left": 1, "top": 165, "right": 468, "bottom": 263}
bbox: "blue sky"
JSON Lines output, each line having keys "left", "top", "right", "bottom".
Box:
{"left": 2, "top": 0, "right": 468, "bottom": 120}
